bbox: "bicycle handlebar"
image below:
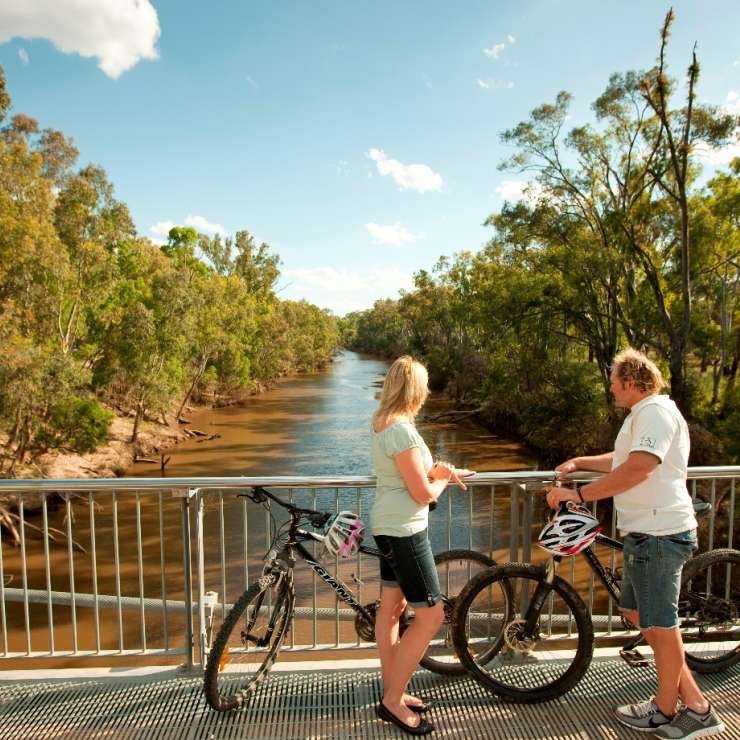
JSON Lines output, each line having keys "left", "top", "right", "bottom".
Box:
{"left": 238, "top": 486, "right": 333, "bottom": 528}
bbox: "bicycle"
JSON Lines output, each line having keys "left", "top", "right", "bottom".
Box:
{"left": 452, "top": 500, "right": 740, "bottom": 702}
{"left": 203, "top": 485, "right": 499, "bottom": 711}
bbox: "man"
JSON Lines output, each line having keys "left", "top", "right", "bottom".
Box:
{"left": 547, "top": 348, "right": 725, "bottom": 738}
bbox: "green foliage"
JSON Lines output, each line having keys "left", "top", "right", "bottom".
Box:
{"left": 35, "top": 397, "right": 113, "bottom": 453}
{"left": 0, "top": 65, "right": 339, "bottom": 465}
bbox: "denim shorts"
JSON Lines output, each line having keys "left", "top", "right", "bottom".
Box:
{"left": 373, "top": 529, "right": 442, "bottom": 608}
{"left": 619, "top": 529, "right": 697, "bottom": 629}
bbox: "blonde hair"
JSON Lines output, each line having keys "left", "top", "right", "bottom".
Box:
{"left": 373, "top": 356, "right": 429, "bottom": 425}
{"left": 612, "top": 348, "right": 666, "bottom": 394}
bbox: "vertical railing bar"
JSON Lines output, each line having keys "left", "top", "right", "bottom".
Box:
{"left": 509, "top": 483, "right": 519, "bottom": 562}
{"left": 136, "top": 492, "right": 146, "bottom": 652}
{"left": 287, "top": 488, "right": 295, "bottom": 649}
{"left": 356, "top": 487, "right": 362, "bottom": 647}
{"left": 447, "top": 484, "right": 452, "bottom": 550}
{"left": 64, "top": 494, "right": 78, "bottom": 653}
{"left": 312, "top": 488, "right": 317, "bottom": 648}
{"left": 489, "top": 485, "right": 495, "bottom": 558}
{"left": 219, "top": 491, "right": 227, "bottom": 638}
{"left": 196, "top": 490, "right": 206, "bottom": 667}
{"left": 727, "top": 478, "right": 735, "bottom": 550}
{"left": 180, "top": 491, "right": 194, "bottom": 670}
{"left": 726, "top": 478, "right": 735, "bottom": 601}
{"left": 112, "top": 491, "right": 123, "bottom": 652}
{"left": 242, "top": 496, "right": 249, "bottom": 611}
{"left": 521, "top": 486, "right": 532, "bottom": 565}
{"left": 568, "top": 556, "right": 575, "bottom": 636}
{"left": 708, "top": 480, "right": 716, "bottom": 553}
{"left": 158, "top": 491, "right": 169, "bottom": 651}
{"left": 19, "top": 497, "right": 31, "bottom": 654}
{"left": 608, "top": 502, "right": 617, "bottom": 635}
{"left": 468, "top": 485, "right": 474, "bottom": 551}
{"left": 0, "top": 513, "right": 6, "bottom": 655}
{"left": 335, "top": 488, "right": 340, "bottom": 647}
{"left": 42, "top": 493, "right": 55, "bottom": 654}
{"left": 587, "top": 499, "right": 596, "bottom": 616}
{"left": 88, "top": 492, "right": 100, "bottom": 653}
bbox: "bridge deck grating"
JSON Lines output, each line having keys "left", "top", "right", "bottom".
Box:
{"left": 0, "top": 657, "right": 738, "bottom": 739}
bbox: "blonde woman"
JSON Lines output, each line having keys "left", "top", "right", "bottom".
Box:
{"left": 371, "top": 356, "right": 472, "bottom": 736}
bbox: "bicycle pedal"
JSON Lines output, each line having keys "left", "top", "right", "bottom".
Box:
{"left": 619, "top": 648, "right": 649, "bottom": 668}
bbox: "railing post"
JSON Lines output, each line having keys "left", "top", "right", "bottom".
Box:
{"left": 195, "top": 489, "right": 207, "bottom": 669}
{"left": 174, "top": 488, "right": 197, "bottom": 671}
{"left": 521, "top": 485, "right": 533, "bottom": 565}
{"left": 509, "top": 482, "right": 520, "bottom": 562}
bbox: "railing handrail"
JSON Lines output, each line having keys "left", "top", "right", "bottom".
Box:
{"left": 1, "top": 465, "right": 738, "bottom": 492}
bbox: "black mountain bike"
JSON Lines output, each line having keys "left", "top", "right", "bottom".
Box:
{"left": 452, "top": 501, "right": 740, "bottom": 702}
{"left": 204, "top": 486, "right": 497, "bottom": 711}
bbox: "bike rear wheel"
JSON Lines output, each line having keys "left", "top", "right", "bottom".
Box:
{"left": 680, "top": 548, "right": 740, "bottom": 674}
{"left": 417, "top": 549, "right": 497, "bottom": 676}
{"left": 452, "top": 562, "right": 594, "bottom": 702}
{"left": 204, "top": 573, "right": 295, "bottom": 711}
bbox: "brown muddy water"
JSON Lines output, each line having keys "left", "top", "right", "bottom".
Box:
{"left": 6, "top": 351, "right": 575, "bottom": 667}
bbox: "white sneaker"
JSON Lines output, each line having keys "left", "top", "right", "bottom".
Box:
{"left": 654, "top": 703, "right": 726, "bottom": 739}
{"left": 614, "top": 697, "right": 673, "bottom": 732}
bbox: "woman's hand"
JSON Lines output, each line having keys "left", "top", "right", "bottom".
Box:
{"left": 430, "top": 461, "right": 475, "bottom": 491}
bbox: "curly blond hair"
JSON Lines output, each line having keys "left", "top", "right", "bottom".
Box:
{"left": 612, "top": 348, "right": 666, "bottom": 394}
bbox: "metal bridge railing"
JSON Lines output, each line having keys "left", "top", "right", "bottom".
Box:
{"left": 0, "top": 468, "right": 737, "bottom": 669}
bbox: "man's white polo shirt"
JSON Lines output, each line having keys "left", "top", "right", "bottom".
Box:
{"left": 612, "top": 394, "right": 697, "bottom": 536}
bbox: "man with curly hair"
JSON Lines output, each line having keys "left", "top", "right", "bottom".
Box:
{"left": 547, "top": 348, "right": 725, "bottom": 739}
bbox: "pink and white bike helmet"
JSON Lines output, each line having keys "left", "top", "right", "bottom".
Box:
{"left": 537, "top": 501, "right": 602, "bottom": 556}
{"left": 320, "top": 511, "right": 365, "bottom": 559}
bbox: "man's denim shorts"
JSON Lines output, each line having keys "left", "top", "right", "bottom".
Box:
{"left": 619, "top": 529, "right": 697, "bottom": 629}
{"left": 373, "top": 529, "right": 442, "bottom": 608}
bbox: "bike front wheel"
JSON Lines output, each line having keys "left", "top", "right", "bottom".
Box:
{"left": 204, "top": 572, "right": 295, "bottom": 711}
{"left": 452, "top": 562, "right": 594, "bottom": 703}
{"left": 680, "top": 548, "right": 740, "bottom": 674}
{"left": 417, "top": 549, "right": 497, "bottom": 676}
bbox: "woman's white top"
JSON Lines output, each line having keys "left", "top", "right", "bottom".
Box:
{"left": 371, "top": 421, "right": 433, "bottom": 537}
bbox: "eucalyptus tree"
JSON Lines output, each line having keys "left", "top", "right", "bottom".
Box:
{"left": 494, "top": 10, "right": 737, "bottom": 413}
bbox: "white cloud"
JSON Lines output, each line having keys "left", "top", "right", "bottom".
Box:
{"left": 483, "top": 42, "right": 505, "bottom": 59}
{"left": 366, "top": 148, "right": 443, "bottom": 193}
{"left": 483, "top": 35, "right": 516, "bottom": 59}
{"left": 185, "top": 214, "right": 226, "bottom": 236}
{"left": 365, "top": 222, "right": 419, "bottom": 246}
{"left": 280, "top": 266, "right": 415, "bottom": 314}
{"left": 335, "top": 159, "right": 349, "bottom": 176}
{"left": 694, "top": 91, "right": 740, "bottom": 166}
{"left": 246, "top": 75, "right": 258, "bottom": 90}
{"left": 477, "top": 78, "right": 514, "bottom": 90}
{"left": 0, "top": 1, "right": 160, "bottom": 79}
{"left": 18, "top": 47, "right": 29, "bottom": 64}
{"left": 495, "top": 180, "right": 545, "bottom": 204}
{"left": 150, "top": 220, "right": 175, "bottom": 237}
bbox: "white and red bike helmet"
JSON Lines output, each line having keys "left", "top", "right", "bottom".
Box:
{"left": 537, "top": 501, "right": 602, "bottom": 556}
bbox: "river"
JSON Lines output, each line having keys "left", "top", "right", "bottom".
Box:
{"left": 126, "top": 350, "right": 535, "bottom": 479}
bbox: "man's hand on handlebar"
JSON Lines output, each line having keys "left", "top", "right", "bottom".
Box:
{"left": 546, "top": 480, "right": 580, "bottom": 509}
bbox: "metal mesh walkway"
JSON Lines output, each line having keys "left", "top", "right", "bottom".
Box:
{"left": 1, "top": 657, "right": 738, "bottom": 739}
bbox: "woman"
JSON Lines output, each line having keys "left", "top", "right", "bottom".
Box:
{"left": 371, "top": 356, "right": 472, "bottom": 736}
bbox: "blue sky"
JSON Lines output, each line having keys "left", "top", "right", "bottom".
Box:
{"left": 1, "top": 1, "right": 738, "bottom": 314}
